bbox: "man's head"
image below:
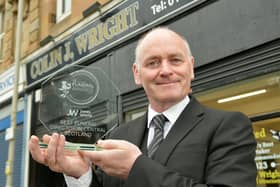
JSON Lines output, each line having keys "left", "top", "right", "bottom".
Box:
{"left": 132, "top": 27, "right": 195, "bottom": 112}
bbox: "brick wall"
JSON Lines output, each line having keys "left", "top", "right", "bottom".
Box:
{"left": 0, "top": 0, "right": 40, "bottom": 74}
{"left": 0, "top": 0, "right": 113, "bottom": 74}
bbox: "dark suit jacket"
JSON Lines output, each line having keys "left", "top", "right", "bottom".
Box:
{"left": 91, "top": 96, "right": 257, "bottom": 187}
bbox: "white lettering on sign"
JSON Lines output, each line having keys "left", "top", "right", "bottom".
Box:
{"left": 28, "top": 2, "right": 139, "bottom": 82}
{"left": 0, "top": 65, "right": 24, "bottom": 102}
{"left": 150, "top": 0, "right": 181, "bottom": 16}
{"left": 0, "top": 75, "right": 14, "bottom": 95}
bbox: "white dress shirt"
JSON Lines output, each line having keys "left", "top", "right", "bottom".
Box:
{"left": 147, "top": 96, "right": 190, "bottom": 147}
{"left": 64, "top": 167, "right": 92, "bottom": 187}
{"left": 65, "top": 96, "right": 190, "bottom": 187}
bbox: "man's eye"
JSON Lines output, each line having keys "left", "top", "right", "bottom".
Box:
{"left": 171, "top": 58, "right": 183, "bottom": 64}
{"left": 146, "top": 61, "right": 160, "bottom": 68}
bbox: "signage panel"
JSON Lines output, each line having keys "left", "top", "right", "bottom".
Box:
{"left": 0, "top": 65, "right": 25, "bottom": 103}
{"left": 254, "top": 121, "right": 280, "bottom": 185}
{"left": 26, "top": 0, "right": 205, "bottom": 85}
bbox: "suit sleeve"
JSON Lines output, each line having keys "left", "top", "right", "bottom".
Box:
{"left": 124, "top": 112, "right": 257, "bottom": 187}
{"left": 90, "top": 167, "right": 103, "bottom": 187}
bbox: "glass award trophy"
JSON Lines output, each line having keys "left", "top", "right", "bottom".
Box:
{"left": 38, "top": 64, "right": 120, "bottom": 151}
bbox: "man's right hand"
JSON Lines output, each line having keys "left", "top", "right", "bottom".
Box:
{"left": 29, "top": 133, "right": 91, "bottom": 178}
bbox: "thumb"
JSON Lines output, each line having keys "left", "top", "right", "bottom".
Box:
{"left": 97, "top": 139, "right": 123, "bottom": 149}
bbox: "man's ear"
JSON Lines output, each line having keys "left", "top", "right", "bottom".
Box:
{"left": 190, "top": 56, "right": 195, "bottom": 81}
{"left": 132, "top": 63, "right": 142, "bottom": 85}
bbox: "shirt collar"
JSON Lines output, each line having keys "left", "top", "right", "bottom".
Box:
{"left": 147, "top": 96, "right": 190, "bottom": 128}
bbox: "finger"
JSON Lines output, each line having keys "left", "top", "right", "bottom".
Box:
{"left": 46, "top": 133, "right": 59, "bottom": 167}
{"left": 42, "top": 134, "right": 52, "bottom": 144}
{"left": 97, "top": 139, "right": 126, "bottom": 149}
{"left": 29, "top": 135, "right": 46, "bottom": 164}
{"left": 80, "top": 150, "right": 104, "bottom": 163}
{"left": 56, "top": 135, "right": 66, "bottom": 166}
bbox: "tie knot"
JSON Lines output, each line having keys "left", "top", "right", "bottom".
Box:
{"left": 152, "top": 114, "right": 167, "bottom": 130}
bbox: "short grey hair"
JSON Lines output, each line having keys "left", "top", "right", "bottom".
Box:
{"left": 134, "top": 27, "right": 193, "bottom": 68}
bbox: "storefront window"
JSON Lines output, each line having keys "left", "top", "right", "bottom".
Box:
{"left": 56, "top": 0, "right": 71, "bottom": 23}
{"left": 124, "top": 107, "right": 146, "bottom": 122}
{"left": 254, "top": 117, "right": 280, "bottom": 186}
{"left": 195, "top": 71, "right": 280, "bottom": 187}
{"left": 195, "top": 71, "right": 280, "bottom": 117}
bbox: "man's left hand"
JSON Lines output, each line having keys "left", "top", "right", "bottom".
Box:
{"left": 81, "top": 139, "right": 142, "bottom": 179}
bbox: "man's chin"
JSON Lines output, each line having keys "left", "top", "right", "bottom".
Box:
{"left": 156, "top": 95, "right": 183, "bottom": 104}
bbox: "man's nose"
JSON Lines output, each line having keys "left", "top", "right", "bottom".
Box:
{"left": 160, "top": 61, "right": 173, "bottom": 75}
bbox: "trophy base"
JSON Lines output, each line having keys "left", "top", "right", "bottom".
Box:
{"left": 39, "top": 141, "right": 101, "bottom": 151}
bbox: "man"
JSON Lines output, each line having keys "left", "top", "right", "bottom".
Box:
{"left": 29, "top": 27, "right": 257, "bottom": 187}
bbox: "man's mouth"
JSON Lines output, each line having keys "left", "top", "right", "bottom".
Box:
{"left": 156, "top": 80, "right": 179, "bottom": 85}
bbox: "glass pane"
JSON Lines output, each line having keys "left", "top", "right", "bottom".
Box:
{"left": 195, "top": 71, "right": 280, "bottom": 117}
{"left": 195, "top": 71, "right": 280, "bottom": 187}
{"left": 124, "top": 107, "right": 146, "bottom": 123}
{"left": 254, "top": 117, "right": 280, "bottom": 186}
{"left": 38, "top": 64, "right": 120, "bottom": 146}
{"left": 56, "top": 0, "right": 71, "bottom": 22}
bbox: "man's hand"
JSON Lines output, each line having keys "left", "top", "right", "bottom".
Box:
{"left": 81, "top": 139, "right": 142, "bottom": 180}
{"left": 29, "top": 133, "right": 90, "bottom": 178}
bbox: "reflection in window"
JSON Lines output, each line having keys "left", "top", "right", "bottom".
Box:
{"left": 124, "top": 107, "right": 146, "bottom": 123}
{"left": 195, "top": 71, "right": 280, "bottom": 118}
{"left": 253, "top": 118, "right": 280, "bottom": 187}
{"left": 195, "top": 71, "right": 280, "bottom": 187}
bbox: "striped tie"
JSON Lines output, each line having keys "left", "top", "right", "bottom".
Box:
{"left": 147, "top": 114, "right": 167, "bottom": 158}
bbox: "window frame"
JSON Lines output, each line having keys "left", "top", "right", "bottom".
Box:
{"left": 56, "top": 0, "right": 72, "bottom": 23}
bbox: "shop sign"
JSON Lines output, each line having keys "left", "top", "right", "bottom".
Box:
{"left": 0, "top": 71, "right": 14, "bottom": 95}
{"left": 26, "top": 0, "right": 206, "bottom": 86}
{"left": 0, "top": 65, "right": 24, "bottom": 103}
{"left": 254, "top": 127, "right": 280, "bottom": 185}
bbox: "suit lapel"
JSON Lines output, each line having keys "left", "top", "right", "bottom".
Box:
{"left": 125, "top": 113, "right": 148, "bottom": 147}
{"left": 154, "top": 97, "right": 205, "bottom": 164}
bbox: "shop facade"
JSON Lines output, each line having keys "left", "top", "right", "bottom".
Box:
{"left": 0, "top": 65, "right": 27, "bottom": 186}
{"left": 24, "top": 0, "right": 280, "bottom": 186}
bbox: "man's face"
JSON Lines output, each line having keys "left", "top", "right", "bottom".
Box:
{"left": 133, "top": 29, "right": 194, "bottom": 109}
